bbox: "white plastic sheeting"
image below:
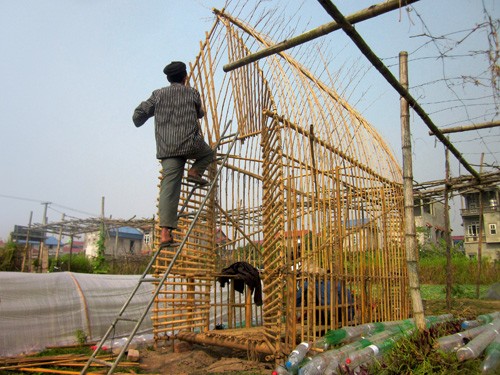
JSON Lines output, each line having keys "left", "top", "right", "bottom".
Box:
{"left": 0, "top": 272, "right": 154, "bottom": 357}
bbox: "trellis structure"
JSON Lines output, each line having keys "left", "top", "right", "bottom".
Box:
{"left": 151, "top": 7, "right": 410, "bottom": 360}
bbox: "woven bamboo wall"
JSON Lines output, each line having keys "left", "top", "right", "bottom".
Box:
{"left": 152, "top": 6, "right": 410, "bottom": 357}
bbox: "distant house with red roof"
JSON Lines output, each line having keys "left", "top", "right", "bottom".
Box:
{"left": 61, "top": 240, "right": 85, "bottom": 255}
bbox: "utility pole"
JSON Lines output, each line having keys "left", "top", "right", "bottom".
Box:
{"left": 400, "top": 51, "right": 426, "bottom": 331}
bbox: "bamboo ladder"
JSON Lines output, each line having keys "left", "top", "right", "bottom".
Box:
{"left": 80, "top": 121, "right": 238, "bottom": 375}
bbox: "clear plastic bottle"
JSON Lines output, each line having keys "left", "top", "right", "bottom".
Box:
{"left": 343, "top": 337, "right": 396, "bottom": 372}
{"left": 286, "top": 342, "right": 310, "bottom": 372}
{"left": 436, "top": 323, "right": 491, "bottom": 352}
{"left": 322, "top": 321, "right": 393, "bottom": 346}
{"left": 478, "top": 312, "right": 500, "bottom": 324}
{"left": 273, "top": 364, "right": 291, "bottom": 375}
{"left": 457, "top": 319, "right": 500, "bottom": 361}
{"left": 425, "top": 313, "right": 454, "bottom": 327}
{"left": 481, "top": 334, "right": 500, "bottom": 374}
{"left": 461, "top": 319, "right": 482, "bottom": 330}
{"left": 306, "top": 330, "right": 406, "bottom": 375}
{"left": 301, "top": 338, "right": 374, "bottom": 375}
{"left": 462, "top": 313, "right": 500, "bottom": 330}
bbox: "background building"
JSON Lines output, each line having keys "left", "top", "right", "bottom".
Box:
{"left": 84, "top": 227, "right": 145, "bottom": 258}
{"left": 460, "top": 186, "right": 499, "bottom": 260}
{"left": 414, "top": 198, "right": 447, "bottom": 249}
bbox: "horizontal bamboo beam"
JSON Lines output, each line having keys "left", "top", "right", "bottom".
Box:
{"left": 176, "top": 331, "right": 273, "bottom": 355}
{"left": 222, "top": 0, "right": 420, "bottom": 72}
{"left": 428, "top": 120, "right": 500, "bottom": 135}
{"left": 317, "top": 0, "right": 481, "bottom": 181}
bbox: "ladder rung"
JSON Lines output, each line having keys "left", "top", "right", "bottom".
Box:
{"left": 116, "top": 317, "right": 138, "bottom": 323}
{"left": 185, "top": 183, "right": 209, "bottom": 189}
{"left": 139, "top": 277, "right": 158, "bottom": 283}
{"left": 90, "top": 358, "right": 114, "bottom": 367}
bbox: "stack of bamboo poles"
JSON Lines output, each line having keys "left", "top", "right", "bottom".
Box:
{"left": 0, "top": 353, "right": 141, "bottom": 374}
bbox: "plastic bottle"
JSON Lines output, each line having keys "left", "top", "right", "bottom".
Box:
{"left": 457, "top": 318, "right": 500, "bottom": 361}
{"left": 462, "top": 313, "right": 500, "bottom": 330}
{"left": 321, "top": 322, "right": 384, "bottom": 345}
{"left": 481, "top": 334, "right": 500, "bottom": 374}
{"left": 478, "top": 312, "right": 500, "bottom": 324}
{"left": 343, "top": 335, "right": 399, "bottom": 372}
{"left": 302, "top": 327, "right": 407, "bottom": 375}
{"left": 299, "top": 340, "right": 368, "bottom": 375}
{"left": 286, "top": 342, "right": 310, "bottom": 372}
{"left": 461, "top": 319, "right": 482, "bottom": 330}
{"left": 425, "top": 313, "right": 454, "bottom": 327}
{"left": 273, "top": 365, "right": 290, "bottom": 375}
{"left": 436, "top": 323, "right": 491, "bottom": 352}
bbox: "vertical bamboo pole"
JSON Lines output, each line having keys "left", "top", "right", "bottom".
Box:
{"left": 40, "top": 202, "right": 50, "bottom": 273}
{"left": 444, "top": 142, "right": 452, "bottom": 310}
{"left": 399, "top": 51, "right": 425, "bottom": 330}
{"left": 476, "top": 153, "right": 484, "bottom": 298}
{"left": 21, "top": 211, "right": 33, "bottom": 272}
{"left": 68, "top": 235, "right": 74, "bottom": 272}
{"left": 55, "top": 213, "right": 65, "bottom": 262}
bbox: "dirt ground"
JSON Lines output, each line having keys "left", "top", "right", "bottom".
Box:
{"left": 137, "top": 299, "right": 500, "bottom": 375}
{"left": 139, "top": 343, "right": 272, "bottom": 374}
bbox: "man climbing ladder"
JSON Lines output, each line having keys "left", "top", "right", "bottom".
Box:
{"left": 133, "top": 61, "right": 215, "bottom": 247}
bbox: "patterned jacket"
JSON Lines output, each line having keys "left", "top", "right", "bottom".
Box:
{"left": 133, "top": 83, "right": 205, "bottom": 159}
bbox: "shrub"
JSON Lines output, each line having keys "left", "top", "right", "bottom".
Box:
{"left": 0, "top": 241, "right": 24, "bottom": 271}
{"left": 50, "top": 253, "right": 94, "bottom": 273}
{"left": 420, "top": 253, "right": 499, "bottom": 284}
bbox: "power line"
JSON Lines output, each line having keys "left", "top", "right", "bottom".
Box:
{"left": 0, "top": 193, "right": 98, "bottom": 217}
{"left": 0, "top": 193, "right": 45, "bottom": 203}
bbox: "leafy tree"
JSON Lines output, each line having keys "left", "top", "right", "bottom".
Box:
{"left": 92, "top": 226, "right": 109, "bottom": 274}
{"left": 0, "top": 241, "right": 23, "bottom": 271}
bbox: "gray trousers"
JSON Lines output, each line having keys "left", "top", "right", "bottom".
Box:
{"left": 159, "top": 142, "right": 214, "bottom": 228}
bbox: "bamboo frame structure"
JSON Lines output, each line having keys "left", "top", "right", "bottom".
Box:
{"left": 151, "top": 6, "right": 410, "bottom": 361}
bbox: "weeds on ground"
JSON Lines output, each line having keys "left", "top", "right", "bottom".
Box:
{"left": 368, "top": 321, "right": 483, "bottom": 374}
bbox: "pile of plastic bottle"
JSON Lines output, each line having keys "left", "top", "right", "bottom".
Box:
{"left": 271, "top": 312, "right": 499, "bottom": 375}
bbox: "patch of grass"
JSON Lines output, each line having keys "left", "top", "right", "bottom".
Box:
{"left": 30, "top": 346, "right": 94, "bottom": 357}
{"left": 421, "top": 284, "right": 489, "bottom": 300}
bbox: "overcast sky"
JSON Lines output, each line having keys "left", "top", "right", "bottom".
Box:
{"left": 1, "top": 0, "right": 498, "bottom": 240}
